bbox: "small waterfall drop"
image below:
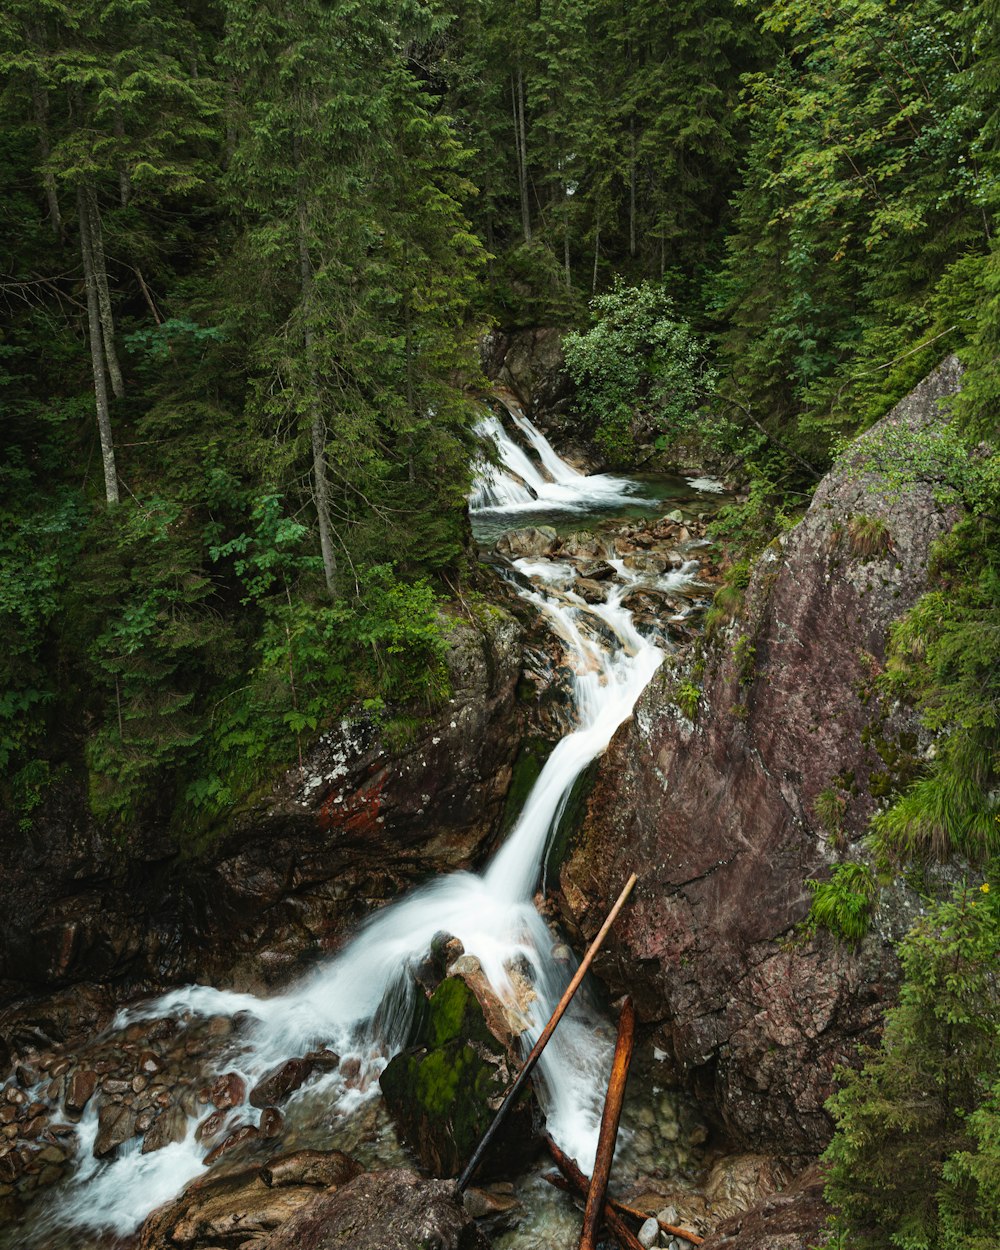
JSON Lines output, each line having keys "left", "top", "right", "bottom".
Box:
{"left": 39, "top": 406, "right": 703, "bottom": 1243}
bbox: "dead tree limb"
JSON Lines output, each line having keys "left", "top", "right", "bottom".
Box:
{"left": 456, "top": 872, "right": 638, "bottom": 1192}
{"left": 580, "top": 996, "right": 635, "bottom": 1250}
{"left": 546, "top": 1137, "right": 643, "bottom": 1250}
{"left": 543, "top": 1175, "right": 705, "bottom": 1247}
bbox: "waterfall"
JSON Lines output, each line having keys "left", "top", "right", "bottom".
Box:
{"left": 470, "top": 397, "right": 643, "bottom": 513}
{"left": 41, "top": 411, "right": 698, "bottom": 1242}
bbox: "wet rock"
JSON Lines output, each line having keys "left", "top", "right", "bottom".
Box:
{"left": 380, "top": 976, "right": 538, "bottom": 1180}
{"left": 195, "top": 1108, "right": 227, "bottom": 1144}
{"left": 210, "top": 1071, "right": 246, "bottom": 1111}
{"left": 249, "top": 1059, "right": 312, "bottom": 1109}
{"left": 462, "top": 1184, "right": 523, "bottom": 1233}
{"left": 203, "top": 1123, "right": 259, "bottom": 1165}
{"left": 638, "top": 1216, "right": 660, "bottom": 1248}
{"left": 561, "top": 531, "right": 608, "bottom": 559}
{"left": 578, "top": 559, "right": 616, "bottom": 581}
{"left": 575, "top": 577, "right": 607, "bottom": 604}
{"left": 560, "top": 358, "right": 964, "bottom": 1152}
{"left": 304, "top": 1047, "right": 341, "bottom": 1073}
{"left": 0, "top": 1153, "right": 22, "bottom": 1184}
{"left": 3, "top": 1087, "right": 25, "bottom": 1106}
{"left": 495, "top": 525, "right": 559, "bottom": 560}
{"left": 258, "top": 1168, "right": 490, "bottom": 1250}
{"left": 142, "top": 1105, "right": 188, "bottom": 1154}
{"left": 261, "top": 1149, "right": 361, "bottom": 1189}
{"left": 622, "top": 551, "right": 670, "bottom": 575}
{"left": 64, "top": 1068, "right": 97, "bottom": 1117}
{"left": 259, "top": 1107, "right": 284, "bottom": 1139}
{"left": 94, "top": 1102, "right": 138, "bottom": 1157}
{"left": 138, "top": 1050, "right": 163, "bottom": 1075}
{"left": 700, "top": 1164, "right": 829, "bottom": 1250}
{"left": 137, "top": 1164, "right": 313, "bottom": 1249}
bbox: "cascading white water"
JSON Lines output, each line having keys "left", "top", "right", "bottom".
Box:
{"left": 43, "top": 412, "right": 701, "bottom": 1243}
{"left": 470, "top": 397, "right": 643, "bottom": 513}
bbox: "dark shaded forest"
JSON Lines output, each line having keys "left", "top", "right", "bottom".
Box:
{"left": 2, "top": 1, "right": 1000, "bottom": 1242}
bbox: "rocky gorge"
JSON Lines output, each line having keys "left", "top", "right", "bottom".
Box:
{"left": 0, "top": 349, "right": 967, "bottom": 1249}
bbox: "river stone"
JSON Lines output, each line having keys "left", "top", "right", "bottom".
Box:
{"left": 261, "top": 1149, "right": 360, "bottom": 1189}
{"left": 574, "top": 577, "right": 607, "bottom": 604}
{"left": 210, "top": 1071, "right": 246, "bottom": 1111}
{"left": 578, "top": 559, "right": 616, "bottom": 581}
{"left": 142, "top": 1105, "right": 189, "bottom": 1154}
{"left": 137, "top": 1164, "right": 313, "bottom": 1249}
{"left": 63, "top": 1069, "right": 97, "bottom": 1119}
{"left": 94, "top": 1102, "right": 138, "bottom": 1157}
{"left": 638, "top": 1216, "right": 660, "bottom": 1248}
{"left": 495, "top": 525, "right": 559, "bottom": 560}
{"left": 259, "top": 1107, "right": 284, "bottom": 1139}
{"left": 379, "top": 977, "right": 538, "bottom": 1180}
{"left": 561, "top": 531, "right": 608, "bottom": 559}
{"left": 257, "top": 1168, "right": 490, "bottom": 1250}
{"left": 203, "top": 1123, "right": 259, "bottom": 1165}
{"left": 249, "top": 1058, "right": 312, "bottom": 1109}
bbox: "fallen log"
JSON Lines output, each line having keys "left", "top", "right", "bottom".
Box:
{"left": 457, "top": 872, "right": 638, "bottom": 1192}
{"left": 543, "top": 1148, "right": 705, "bottom": 1246}
{"left": 546, "top": 1137, "right": 644, "bottom": 1250}
{"left": 580, "top": 996, "right": 635, "bottom": 1250}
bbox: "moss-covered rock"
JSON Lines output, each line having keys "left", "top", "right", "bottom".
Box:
{"left": 379, "top": 977, "right": 539, "bottom": 1179}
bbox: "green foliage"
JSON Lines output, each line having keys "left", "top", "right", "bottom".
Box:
{"left": 813, "top": 785, "right": 848, "bottom": 842}
{"left": 822, "top": 879, "right": 1000, "bottom": 1248}
{"left": 674, "top": 680, "right": 701, "bottom": 721}
{"left": 847, "top": 514, "right": 891, "bottom": 561}
{"left": 563, "top": 280, "right": 721, "bottom": 460}
{"left": 806, "top": 862, "right": 875, "bottom": 943}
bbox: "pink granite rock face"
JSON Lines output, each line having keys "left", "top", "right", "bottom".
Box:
{"left": 559, "top": 357, "right": 963, "bottom": 1151}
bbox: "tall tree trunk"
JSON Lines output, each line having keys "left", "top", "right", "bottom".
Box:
{"left": 113, "top": 106, "right": 130, "bottom": 207}
{"left": 78, "top": 188, "right": 119, "bottom": 506}
{"left": 629, "top": 121, "right": 637, "bottom": 259}
{"left": 32, "top": 85, "right": 61, "bottom": 238}
{"left": 513, "top": 66, "right": 531, "bottom": 242}
{"left": 297, "top": 196, "right": 338, "bottom": 599}
{"left": 592, "top": 205, "right": 601, "bottom": 293}
{"left": 564, "top": 197, "right": 571, "bottom": 289}
{"left": 85, "top": 189, "right": 125, "bottom": 398}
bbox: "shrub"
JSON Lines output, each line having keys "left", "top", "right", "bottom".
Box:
{"left": 822, "top": 879, "right": 1000, "bottom": 1248}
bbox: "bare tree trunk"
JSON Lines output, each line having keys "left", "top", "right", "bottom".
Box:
{"left": 513, "top": 66, "right": 531, "bottom": 243}
{"left": 85, "top": 188, "right": 125, "bottom": 398}
{"left": 113, "top": 105, "right": 130, "bottom": 207}
{"left": 32, "top": 85, "right": 62, "bottom": 237}
{"left": 592, "top": 205, "right": 601, "bottom": 293}
{"left": 297, "top": 196, "right": 338, "bottom": 599}
{"left": 629, "top": 121, "right": 637, "bottom": 259}
{"left": 564, "top": 197, "right": 571, "bottom": 290}
{"left": 78, "top": 188, "right": 119, "bottom": 506}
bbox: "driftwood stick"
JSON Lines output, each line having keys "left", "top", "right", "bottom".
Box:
{"left": 547, "top": 1137, "right": 644, "bottom": 1250}
{"left": 457, "top": 872, "right": 638, "bottom": 1192}
{"left": 580, "top": 996, "right": 635, "bottom": 1250}
{"left": 544, "top": 1162, "right": 705, "bottom": 1245}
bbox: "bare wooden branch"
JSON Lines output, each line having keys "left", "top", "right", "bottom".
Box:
{"left": 580, "top": 996, "right": 635, "bottom": 1250}
{"left": 546, "top": 1137, "right": 643, "bottom": 1250}
{"left": 456, "top": 872, "right": 638, "bottom": 1192}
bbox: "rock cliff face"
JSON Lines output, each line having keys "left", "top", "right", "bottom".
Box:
{"left": 0, "top": 603, "right": 524, "bottom": 1043}
{"left": 558, "top": 357, "right": 962, "bottom": 1152}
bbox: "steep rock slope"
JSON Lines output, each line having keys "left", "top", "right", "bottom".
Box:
{"left": 558, "top": 357, "right": 962, "bottom": 1151}
{"left": 0, "top": 604, "right": 523, "bottom": 1049}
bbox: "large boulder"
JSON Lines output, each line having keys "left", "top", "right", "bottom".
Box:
{"left": 481, "top": 327, "right": 571, "bottom": 423}
{"left": 379, "top": 975, "right": 538, "bottom": 1179}
{"left": 137, "top": 1151, "right": 361, "bottom": 1250}
{"left": 258, "top": 1168, "right": 490, "bottom": 1250}
{"left": 558, "top": 357, "right": 963, "bottom": 1151}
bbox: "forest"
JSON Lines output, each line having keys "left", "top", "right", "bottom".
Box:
{"left": 1, "top": 0, "right": 998, "bottom": 1245}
